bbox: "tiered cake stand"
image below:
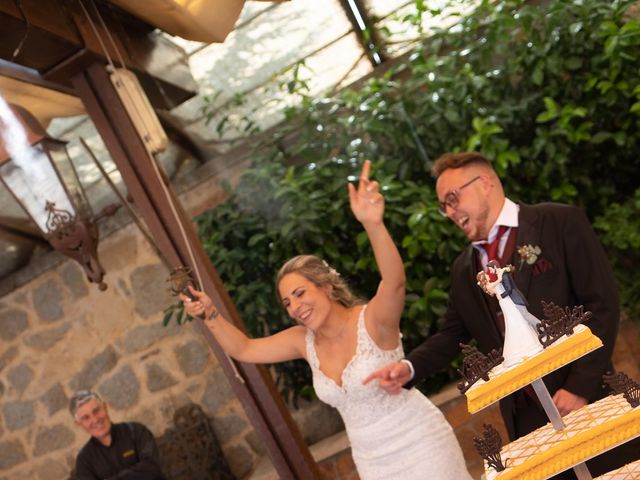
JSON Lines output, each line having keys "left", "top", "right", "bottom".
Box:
{"left": 462, "top": 325, "right": 640, "bottom": 479}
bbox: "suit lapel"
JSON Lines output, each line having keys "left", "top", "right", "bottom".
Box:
{"left": 512, "top": 203, "right": 541, "bottom": 299}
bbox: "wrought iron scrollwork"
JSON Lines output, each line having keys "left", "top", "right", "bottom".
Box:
{"left": 167, "top": 266, "right": 197, "bottom": 298}
{"left": 43, "top": 201, "right": 106, "bottom": 290}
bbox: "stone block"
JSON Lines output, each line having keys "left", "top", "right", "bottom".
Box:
{"left": 129, "top": 263, "right": 173, "bottom": 319}
{"left": 0, "top": 308, "right": 28, "bottom": 341}
{"left": 13, "top": 293, "right": 28, "bottom": 305}
{"left": 174, "top": 339, "right": 210, "bottom": 377}
{"left": 211, "top": 413, "right": 247, "bottom": 441}
{"left": 7, "top": 363, "right": 34, "bottom": 396}
{"left": 33, "top": 279, "right": 65, "bottom": 323}
{"left": 132, "top": 406, "right": 156, "bottom": 430}
{"left": 121, "top": 323, "right": 181, "bottom": 354}
{"left": 244, "top": 430, "right": 265, "bottom": 456}
{"left": 99, "top": 230, "right": 138, "bottom": 273}
{"left": 3, "top": 400, "right": 34, "bottom": 431}
{"left": 70, "top": 345, "right": 119, "bottom": 391}
{"left": 201, "top": 368, "right": 234, "bottom": 414}
{"left": 223, "top": 444, "right": 253, "bottom": 479}
{"left": 145, "top": 363, "right": 178, "bottom": 393}
{"left": 24, "top": 322, "right": 71, "bottom": 351}
{"left": 295, "top": 400, "right": 343, "bottom": 445}
{"left": 98, "top": 365, "right": 140, "bottom": 410}
{"left": 0, "top": 439, "right": 27, "bottom": 469}
{"left": 41, "top": 383, "right": 68, "bottom": 416}
{"left": 59, "top": 262, "right": 89, "bottom": 299}
{"left": 0, "top": 346, "right": 18, "bottom": 372}
{"left": 34, "top": 458, "right": 70, "bottom": 480}
{"left": 33, "top": 424, "right": 75, "bottom": 456}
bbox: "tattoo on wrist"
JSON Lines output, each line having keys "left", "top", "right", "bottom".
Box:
{"left": 206, "top": 309, "right": 219, "bottom": 321}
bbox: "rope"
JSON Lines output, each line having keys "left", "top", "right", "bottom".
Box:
{"left": 89, "top": 0, "right": 127, "bottom": 69}
{"left": 78, "top": 0, "right": 244, "bottom": 383}
{"left": 77, "top": 0, "right": 115, "bottom": 69}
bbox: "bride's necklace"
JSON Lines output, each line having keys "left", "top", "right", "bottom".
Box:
{"left": 317, "top": 319, "right": 349, "bottom": 341}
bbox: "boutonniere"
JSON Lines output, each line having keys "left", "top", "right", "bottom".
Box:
{"left": 517, "top": 244, "right": 553, "bottom": 276}
{"left": 517, "top": 244, "right": 542, "bottom": 270}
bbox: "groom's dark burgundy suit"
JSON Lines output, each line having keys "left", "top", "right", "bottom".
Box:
{"left": 406, "top": 202, "right": 638, "bottom": 476}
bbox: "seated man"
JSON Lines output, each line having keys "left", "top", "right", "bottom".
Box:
{"left": 70, "top": 390, "right": 166, "bottom": 480}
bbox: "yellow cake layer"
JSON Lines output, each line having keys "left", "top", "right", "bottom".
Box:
{"left": 466, "top": 324, "right": 602, "bottom": 413}
{"left": 485, "top": 394, "right": 640, "bottom": 480}
{"left": 594, "top": 459, "right": 640, "bottom": 479}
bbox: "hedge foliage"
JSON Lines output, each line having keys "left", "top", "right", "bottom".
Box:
{"left": 194, "top": 0, "right": 640, "bottom": 400}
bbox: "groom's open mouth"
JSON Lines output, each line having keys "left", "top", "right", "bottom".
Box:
{"left": 457, "top": 215, "right": 469, "bottom": 230}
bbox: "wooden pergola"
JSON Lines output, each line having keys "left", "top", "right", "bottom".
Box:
{"left": 0, "top": 1, "right": 319, "bottom": 478}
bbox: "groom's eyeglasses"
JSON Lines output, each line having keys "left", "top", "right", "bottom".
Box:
{"left": 437, "top": 176, "right": 481, "bottom": 216}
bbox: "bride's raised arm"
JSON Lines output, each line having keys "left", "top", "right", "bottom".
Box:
{"left": 348, "top": 160, "right": 405, "bottom": 333}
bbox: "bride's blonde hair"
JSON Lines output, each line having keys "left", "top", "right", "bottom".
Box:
{"left": 276, "top": 255, "right": 364, "bottom": 308}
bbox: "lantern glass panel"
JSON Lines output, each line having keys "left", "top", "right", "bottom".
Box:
{"left": 46, "top": 139, "right": 93, "bottom": 219}
{"left": 0, "top": 142, "right": 75, "bottom": 233}
{"left": 0, "top": 182, "right": 29, "bottom": 219}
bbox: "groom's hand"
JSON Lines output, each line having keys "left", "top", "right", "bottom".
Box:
{"left": 363, "top": 362, "right": 411, "bottom": 394}
{"left": 553, "top": 388, "right": 587, "bottom": 416}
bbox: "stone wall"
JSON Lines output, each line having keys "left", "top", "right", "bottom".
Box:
{"left": 0, "top": 225, "right": 239, "bottom": 478}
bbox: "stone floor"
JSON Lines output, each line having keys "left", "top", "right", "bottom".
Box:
{"left": 249, "top": 431, "right": 357, "bottom": 480}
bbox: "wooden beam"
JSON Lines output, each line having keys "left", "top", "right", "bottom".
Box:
{"left": 0, "top": 64, "right": 85, "bottom": 125}
{"left": 0, "top": 0, "right": 81, "bottom": 71}
{"left": 0, "top": 0, "right": 196, "bottom": 110}
{"left": 71, "top": 62, "right": 321, "bottom": 480}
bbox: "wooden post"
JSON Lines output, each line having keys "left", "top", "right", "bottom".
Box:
{"left": 72, "top": 62, "right": 321, "bottom": 479}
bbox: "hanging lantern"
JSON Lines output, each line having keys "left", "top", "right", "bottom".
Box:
{"left": 0, "top": 102, "right": 108, "bottom": 290}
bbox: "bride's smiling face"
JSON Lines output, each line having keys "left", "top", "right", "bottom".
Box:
{"left": 278, "top": 273, "right": 331, "bottom": 330}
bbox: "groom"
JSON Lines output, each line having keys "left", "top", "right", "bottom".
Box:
{"left": 365, "top": 151, "right": 639, "bottom": 477}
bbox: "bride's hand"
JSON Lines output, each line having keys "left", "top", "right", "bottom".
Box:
{"left": 348, "top": 160, "right": 384, "bottom": 226}
{"left": 180, "top": 286, "right": 215, "bottom": 319}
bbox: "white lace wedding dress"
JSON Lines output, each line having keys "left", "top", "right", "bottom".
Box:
{"left": 306, "top": 305, "right": 473, "bottom": 480}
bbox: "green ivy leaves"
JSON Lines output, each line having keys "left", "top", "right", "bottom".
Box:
{"left": 184, "top": 0, "right": 640, "bottom": 400}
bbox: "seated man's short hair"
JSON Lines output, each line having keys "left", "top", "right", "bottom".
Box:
{"left": 69, "top": 390, "right": 103, "bottom": 418}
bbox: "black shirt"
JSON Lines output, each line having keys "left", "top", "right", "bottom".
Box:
{"left": 75, "top": 422, "right": 166, "bottom": 480}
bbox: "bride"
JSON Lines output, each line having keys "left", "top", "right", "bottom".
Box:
{"left": 182, "top": 160, "right": 472, "bottom": 479}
